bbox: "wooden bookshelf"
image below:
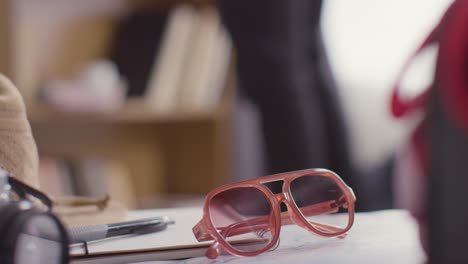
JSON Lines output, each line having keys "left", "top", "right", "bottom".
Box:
{"left": 30, "top": 104, "right": 233, "bottom": 206}
{"left": 1, "top": 0, "right": 234, "bottom": 208}
{"left": 29, "top": 98, "right": 221, "bottom": 124}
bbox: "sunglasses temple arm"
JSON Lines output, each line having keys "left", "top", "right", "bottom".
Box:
{"left": 8, "top": 176, "right": 53, "bottom": 209}
{"left": 296, "top": 199, "right": 342, "bottom": 218}
{"left": 278, "top": 201, "right": 344, "bottom": 232}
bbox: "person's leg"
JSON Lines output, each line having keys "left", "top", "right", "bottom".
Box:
{"left": 220, "top": 0, "right": 328, "bottom": 172}
{"left": 219, "top": 0, "right": 358, "bottom": 202}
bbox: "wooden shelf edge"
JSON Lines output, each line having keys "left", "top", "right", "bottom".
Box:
{"left": 27, "top": 98, "right": 226, "bottom": 125}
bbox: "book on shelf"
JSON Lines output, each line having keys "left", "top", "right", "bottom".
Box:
{"left": 197, "top": 27, "right": 232, "bottom": 111}
{"left": 178, "top": 6, "right": 232, "bottom": 112}
{"left": 142, "top": 5, "right": 232, "bottom": 114}
{"left": 144, "top": 5, "right": 199, "bottom": 113}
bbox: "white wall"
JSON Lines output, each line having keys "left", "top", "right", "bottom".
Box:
{"left": 321, "top": 0, "right": 453, "bottom": 171}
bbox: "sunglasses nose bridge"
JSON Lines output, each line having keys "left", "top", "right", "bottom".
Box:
{"left": 274, "top": 192, "right": 289, "bottom": 203}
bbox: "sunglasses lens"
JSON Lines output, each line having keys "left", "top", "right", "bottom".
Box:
{"left": 208, "top": 187, "right": 274, "bottom": 253}
{"left": 290, "top": 175, "right": 350, "bottom": 234}
{"left": 15, "top": 215, "right": 66, "bottom": 264}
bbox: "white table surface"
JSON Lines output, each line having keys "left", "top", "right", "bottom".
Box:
{"left": 130, "top": 209, "right": 425, "bottom": 264}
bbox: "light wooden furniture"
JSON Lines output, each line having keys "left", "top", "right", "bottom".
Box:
{"left": 0, "top": 0, "right": 233, "bottom": 208}
{"left": 30, "top": 96, "right": 234, "bottom": 207}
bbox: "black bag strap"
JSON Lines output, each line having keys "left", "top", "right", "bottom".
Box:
{"left": 8, "top": 176, "right": 53, "bottom": 210}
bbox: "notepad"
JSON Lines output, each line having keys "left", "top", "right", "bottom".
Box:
{"left": 69, "top": 206, "right": 254, "bottom": 264}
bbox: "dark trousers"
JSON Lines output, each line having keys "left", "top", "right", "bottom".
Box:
{"left": 219, "top": 0, "right": 359, "bottom": 201}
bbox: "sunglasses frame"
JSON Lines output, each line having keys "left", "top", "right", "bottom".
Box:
{"left": 193, "top": 168, "right": 356, "bottom": 259}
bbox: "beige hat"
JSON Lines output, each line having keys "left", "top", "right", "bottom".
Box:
{"left": 0, "top": 74, "right": 39, "bottom": 187}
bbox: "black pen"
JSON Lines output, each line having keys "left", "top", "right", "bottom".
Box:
{"left": 68, "top": 217, "right": 175, "bottom": 244}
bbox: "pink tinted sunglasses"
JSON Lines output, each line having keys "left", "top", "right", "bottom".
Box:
{"left": 193, "top": 168, "right": 356, "bottom": 259}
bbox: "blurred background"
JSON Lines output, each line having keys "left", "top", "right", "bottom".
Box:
{"left": 0, "top": 0, "right": 452, "bottom": 210}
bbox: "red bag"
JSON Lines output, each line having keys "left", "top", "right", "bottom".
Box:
{"left": 391, "top": 0, "right": 468, "bottom": 255}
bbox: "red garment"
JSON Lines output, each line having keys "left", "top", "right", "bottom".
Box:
{"left": 390, "top": 0, "right": 468, "bottom": 253}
